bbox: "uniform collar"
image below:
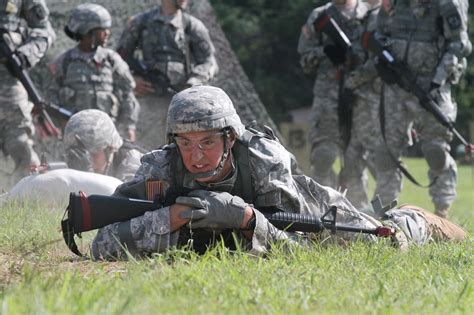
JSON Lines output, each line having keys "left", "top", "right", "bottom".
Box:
{"left": 152, "top": 6, "right": 184, "bottom": 29}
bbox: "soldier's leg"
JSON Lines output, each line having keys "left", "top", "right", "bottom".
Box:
{"left": 373, "top": 85, "right": 413, "bottom": 206}
{"left": 309, "top": 81, "right": 340, "bottom": 188}
{"left": 342, "top": 144, "right": 369, "bottom": 209}
{"left": 342, "top": 86, "right": 381, "bottom": 210}
{"left": 415, "top": 84, "right": 457, "bottom": 217}
{"left": 0, "top": 81, "right": 40, "bottom": 183}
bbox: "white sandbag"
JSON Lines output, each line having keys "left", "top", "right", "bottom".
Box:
{"left": 2, "top": 169, "right": 123, "bottom": 207}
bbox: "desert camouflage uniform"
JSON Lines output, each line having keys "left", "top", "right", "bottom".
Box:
{"left": 117, "top": 6, "right": 218, "bottom": 149}
{"left": 0, "top": 0, "right": 55, "bottom": 181}
{"left": 298, "top": 1, "right": 378, "bottom": 190}
{"left": 90, "top": 86, "right": 464, "bottom": 260}
{"left": 46, "top": 46, "right": 140, "bottom": 136}
{"left": 373, "top": 0, "right": 471, "bottom": 213}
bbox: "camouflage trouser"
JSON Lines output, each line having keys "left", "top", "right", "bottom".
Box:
{"left": 340, "top": 81, "right": 381, "bottom": 209}
{"left": 309, "top": 78, "right": 342, "bottom": 188}
{"left": 135, "top": 93, "right": 172, "bottom": 150}
{"left": 374, "top": 81, "right": 457, "bottom": 209}
{"left": 0, "top": 72, "right": 40, "bottom": 183}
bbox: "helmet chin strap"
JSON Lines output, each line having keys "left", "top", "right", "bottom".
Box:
{"left": 185, "top": 129, "right": 233, "bottom": 180}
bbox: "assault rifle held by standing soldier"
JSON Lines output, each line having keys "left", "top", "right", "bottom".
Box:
{"left": 0, "top": 31, "right": 73, "bottom": 139}
{"left": 361, "top": 31, "right": 474, "bottom": 154}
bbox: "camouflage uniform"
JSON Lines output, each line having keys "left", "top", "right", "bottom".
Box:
{"left": 46, "top": 4, "right": 139, "bottom": 136}
{"left": 298, "top": 1, "right": 379, "bottom": 190}
{"left": 117, "top": 5, "right": 218, "bottom": 149}
{"left": 0, "top": 0, "right": 55, "bottom": 181}
{"left": 63, "top": 109, "right": 142, "bottom": 182}
{"left": 339, "top": 3, "right": 383, "bottom": 210}
{"left": 90, "top": 86, "right": 464, "bottom": 260}
{"left": 373, "top": 0, "right": 471, "bottom": 216}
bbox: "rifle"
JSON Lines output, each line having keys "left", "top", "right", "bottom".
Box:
{"left": 61, "top": 192, "right": 395, "bottom": 257}
{"left": 0, "top": 31, "right": 73, "bottom": 139}
{"left": 361, "top": 31, "right": 474, "bottom": 154}
{"left": 313, "top": 13, "right": 357, "bottom": 159}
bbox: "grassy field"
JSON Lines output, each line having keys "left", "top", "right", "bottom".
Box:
{"left": 0, "top": 158, "right": 472, "bottom": 314}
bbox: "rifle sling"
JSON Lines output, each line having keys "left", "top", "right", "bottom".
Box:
{"left": 379, "top": 83, "right": 437, "bottom": 188}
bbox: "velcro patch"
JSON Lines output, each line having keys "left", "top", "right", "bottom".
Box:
{"left": 146, "top": 180, "right": 164, "bottom": 202}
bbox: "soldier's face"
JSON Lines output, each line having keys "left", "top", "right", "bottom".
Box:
{"left": 92, "top": 28, "right": 110, "bottom": 47}
{"left": 176, "top": 130, "right": 235, "bottom": 182}
{"left": 90, "top": 151, "right": 108, "bottom": 174}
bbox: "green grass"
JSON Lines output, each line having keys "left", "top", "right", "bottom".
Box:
{"left": 0, "top": 158, "right": 472, "bottom": 314}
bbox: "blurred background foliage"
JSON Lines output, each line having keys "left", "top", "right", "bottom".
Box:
{"left": 211, "top": 0, "right": 474, "bottom": 139}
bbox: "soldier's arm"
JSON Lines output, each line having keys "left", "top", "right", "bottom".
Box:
{"left": 186, "top": 17, "right": 218, "bottom": 86}
{"left": 116, "top": 14, "right": 143, "bottom": 63}
{"left": 16, "top": 0, "right": 56, "bottom": 68}
{"left": 297, "top": 7, "right": 327, "bottom": 74}
{"left": 110, "top": 51, "right": 140, "bottom": 136}
{"left": 432, "top": 0, "right": 472, "bottom": 86}
{"left": 44, "top": 52, "right": 67, "bottom": 105}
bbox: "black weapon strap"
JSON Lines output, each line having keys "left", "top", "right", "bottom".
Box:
{"left": 379, "top": 82, "right": 436, "bottom": 188}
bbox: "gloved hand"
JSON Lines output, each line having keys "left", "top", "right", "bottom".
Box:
{"left": 323, "top": 44, "right": 346, "bottom": 65}
{"left": 176, "top": 190, "right": 247, "bottom": 229}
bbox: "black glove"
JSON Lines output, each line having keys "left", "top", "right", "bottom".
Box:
{"left": 374, "top": 57, "right": 398, "bottom": 85}
{"left": 323, "top": 44, "right": 347, "bottom": 65}
{"left": 177, "top": 190, "right": 247, "bottom": 229}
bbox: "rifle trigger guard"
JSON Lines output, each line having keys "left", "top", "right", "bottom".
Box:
{"left": 321, "top": 206, "right": 338, "bottom": 234}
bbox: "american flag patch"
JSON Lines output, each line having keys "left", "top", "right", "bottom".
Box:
{"left": 146, "top": 180, "right": 164, "bottom": 201}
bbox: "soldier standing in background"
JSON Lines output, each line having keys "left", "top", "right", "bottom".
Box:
{"left": 117, "top": 0, "right": 218, "bottom": 149}
{"left": 297, "top": 0, "right": 380, "bottom": 207}
{"left": 46, "top": 3, "right": 140, "bottom": 142}
{"left": 373, "top": 0, "right": 471, "bottom": 218}
{"left": 0, "top": 0, "right": 55, "bottom": 183}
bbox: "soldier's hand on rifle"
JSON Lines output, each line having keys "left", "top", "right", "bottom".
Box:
{"left": 133, "top": 75, "right": 155, "bottom": 96}
{"left": 177, "top": 190, "right": 253, "bottom": 230}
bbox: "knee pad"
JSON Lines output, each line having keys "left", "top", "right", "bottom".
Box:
{"left": 422, "top": 142, "right": 447, "bottom": 171}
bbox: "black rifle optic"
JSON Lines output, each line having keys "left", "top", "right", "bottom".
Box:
{"left": 361, "top": 31, "right": 474, "bottom": 154}
{"left": 0, "top": 31, "right": 73, "bottom": 139}
{"left": 61, "top": 192, "right": 395, "bottom": 257}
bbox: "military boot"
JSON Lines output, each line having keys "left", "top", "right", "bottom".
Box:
{"left": 400, "top": 205, "right": 466, "bottom": 242}
{"left": 434, "top": 204, "right": 450, "bottom": 218}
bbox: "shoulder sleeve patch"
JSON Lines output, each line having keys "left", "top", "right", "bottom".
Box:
{"left": 146, "top": 180, "right": 164, "bottom": 202}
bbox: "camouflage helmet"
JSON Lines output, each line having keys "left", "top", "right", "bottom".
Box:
{"left": 166, "top": 86, "right": 245, "bottom": 138}
{"left": 64, "top": 109, "right": 123, "bottom": 153}
{"left": 66, "top": 3, "right": 112, "bottom": 37}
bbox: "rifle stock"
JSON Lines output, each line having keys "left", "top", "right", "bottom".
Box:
{"left": 61, "top": 192, "right": 395, "bottom": 256}
{"left": 0, "top": 31, "right": 73, "bottom": 139}
{"left": 361, "top": 31, "right": 473, "bottom": 153}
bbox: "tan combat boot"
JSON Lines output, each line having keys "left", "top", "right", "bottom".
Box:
{"left": 400, "top": 205, "right": 466, "bottom": 241}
